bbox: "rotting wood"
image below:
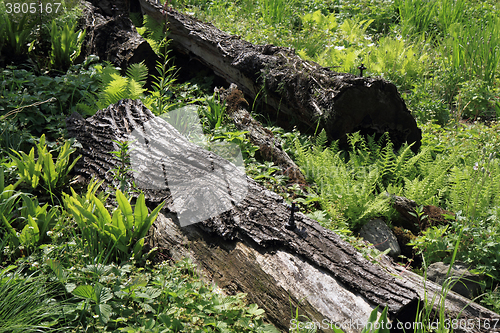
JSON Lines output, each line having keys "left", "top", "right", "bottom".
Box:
{"left": 137, "top": 0, "right": 422, "bottom": 153}
{"left": 217, "top": 83, "right": 306, "bottom": 184}
{"left": 76, "top": 1, "right": 158, "bottom": 75}
{"left": 67, "top": 99, "right": 421, "bottom": 332}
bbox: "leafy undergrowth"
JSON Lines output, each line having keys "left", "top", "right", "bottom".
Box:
{"left": 0, "top": 257, "right": 276, "bottom": 332}
{"left": 169, "top": 0, "right": 500, "bottom": 315}
{"left": 0, "top": 132, "right": 277, "bottom": 332}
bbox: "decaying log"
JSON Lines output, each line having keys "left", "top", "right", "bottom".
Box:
{"left": 67, "top": 99, "right": 422, "bottom": 332}
{"left": 138, "top": 0, "right": 421, "bottom": 153}
{"left": 77, "top": 1, "right": 158, "bottom": 74}
{"left": 217, "top": 83, "right": 306, "bottom": 184}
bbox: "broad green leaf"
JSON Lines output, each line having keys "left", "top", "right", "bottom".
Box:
{"left": 1, "top": 214, "right": 19, "bottom": 246}
{"left": 96, "top": 303, "right": 113, "bottom": 324}
{"left": 134, "top": 193, "right": 148, "bottom": 229}
{"left": 375, "top": 306, "right": 390, "bottom": 333}
{"left": 116, "top": 190, "right": 133, "bottom": 230}
{"left": 92, "top": 194, "right": 112, "bottom": 226}
{"left": 247, "top": 303, "right": 265, "bottom": 317}
{"left": 132, "top": 237, "right": 144, "bottom": 259}
{"left": 74, "top": 203, "right": 99, "bottom": 225}
{"left": 43, "top": 152, "right": 56, "bottom": 186}
{"left": 94, "top": 283, "right": 113, "bottom": 303}
{"left": 361, "top": 306, "right": 379, "bottom": 333}
{"left": 72, "top": 285, "right": 97, "bottom": 302}
{"left": 112, "top": 208, "right": 126, "bottom": 233}
{"left": 135, "top": 200, "right": 165, "bottom": 240}
{"left": 19, "top": 215, "right": 40, "bottom": 246}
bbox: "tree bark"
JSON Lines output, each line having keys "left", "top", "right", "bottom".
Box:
{"left": 138, "top": 0, "right": 421, "bottom": 153}
{"left": 76, "top": 1, "right": 158, "bottom": 75}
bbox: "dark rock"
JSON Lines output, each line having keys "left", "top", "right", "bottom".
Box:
{"left": 427, "top": 261, "right": 482, "bottom": 299}
{"left": 359, "top": 218, "right": 401, "bottom": 258}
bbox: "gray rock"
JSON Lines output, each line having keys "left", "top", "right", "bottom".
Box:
{"left": 359, "top": 218, "right": 401, "bottom": 258}
{"left": 427, "top": 261, "right": 482, "bottom": 299}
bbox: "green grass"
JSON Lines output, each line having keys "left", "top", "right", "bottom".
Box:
{"left": 0, "top": 266, "right": 65, "bottom": 332}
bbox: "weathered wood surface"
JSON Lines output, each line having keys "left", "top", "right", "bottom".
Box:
{"left": 138, "top": 0, "right": 421, "bottom": 153}
{"left": 67, "top": 99, "right": 422, "bottom": 332}
{"left": 217, "top": 84, "right": 306, "bottom": 184}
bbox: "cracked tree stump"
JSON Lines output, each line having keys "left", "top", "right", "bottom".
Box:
{"left": 138, "top": 0, "right": 421, "bottom": 153}
{"left": 76, "top": 1, "right": 158, "bottom": 74}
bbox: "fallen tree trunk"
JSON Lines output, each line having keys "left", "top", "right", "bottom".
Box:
{"left": 138, "top": 0, "right": 422, "bottom": 153}
{"left": 66, "top": 99, "right": 500, "bottom": 332}
{"left": 67, "top": 99, "right": 419, "bottom": 332}
{"left": 76, "top": 1, "right": 158, "bottom": 75}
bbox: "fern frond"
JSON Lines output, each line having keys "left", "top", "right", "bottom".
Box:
{"left": 146, "top": 37, "right": 160, "bottom": 54}
{"left": 144, "top": 14, "right": 165, "bottom": 41}
{"left": 129, "top": 12, "right": 143, "bottom": 27}
{"left": 127, "top": 79, "right": 146, "bottom": 100}
{"left": 126, "top": 61, "right": 148, "bottom": 87}
{"left": 315, "top": 128, "right": 328, "bottom": 150}
{"left": 95, "top": 62, "right": 121, "bottom": 88}
{"left": 142, "top": 15, "right": 166, "bottom": 54}
{"left": 377, "top": 138, "right": 396, "bottom": 186}
{"left": 393, "top": 142, "right": 416, "bottom": 184}
{"left": 99, "top": 74, "right": 128, "bottom": 108}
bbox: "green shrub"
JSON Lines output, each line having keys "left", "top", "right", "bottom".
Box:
{"left": 1, "top": 14, "right": 35, "bottom": 59}
{"left": 9, "top": 134, "right": 80, "bottom": 197}
{"left": 63, "top": 180, "right": 165, "bottom": 263}
{"left": 0, "top": 63, "right": 100, "bottom": 137}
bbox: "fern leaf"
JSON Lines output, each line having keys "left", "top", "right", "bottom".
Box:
{"left": 127, "top": 79, "right": 146, "bottom": 100}
{"left": 100, "top": 74, "right": 128, "bottom": 108}
{"left": 315, "top": 128, "right": 328, "bottom": 150}
{"left": 126, "top": 62, "right": 148, "bottom": 87}
{"left": 393, "top": 143, "right": 416, "bottom": 184}
{"left": 377, "top": 139, "right": 396, "bottom": 186}
{"left": 144, "top": 15, "right": 165, "bottom": 42}
{"left": 96, "top": 62, "right": 121, "bottom": 88}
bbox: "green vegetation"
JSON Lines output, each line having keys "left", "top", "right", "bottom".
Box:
{"left": 0, "top": 5, "right": 277, "bottom": 332}
{"left": 169, "top": 0, "right": 500, "bottom": 318}
{"left": 1, "top": 0, "right": 500, "bottom": 331}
